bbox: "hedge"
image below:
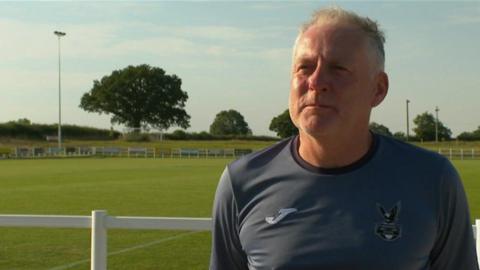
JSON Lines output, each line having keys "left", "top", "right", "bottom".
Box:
{"left": 0, "top": 122, "right": 120, "bottom": 140}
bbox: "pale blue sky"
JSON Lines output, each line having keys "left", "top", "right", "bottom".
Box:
{"left": 1, "top": 1, "right": 479, "bottom": 136}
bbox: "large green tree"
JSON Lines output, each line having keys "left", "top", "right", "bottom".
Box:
{"left": 80, "top": 64, "right": 190, "bottom": 131}
{"left": 210, "top": 110, "right": 251, "bottom": 136}
{"left": 413, "top": 112, "right": 451, "bottom": 141}
{"left": 269, "top": 109, "right": 298, "bottom": 138}
{"left": 369, "top": 122, "right": 392, "bottom": 137}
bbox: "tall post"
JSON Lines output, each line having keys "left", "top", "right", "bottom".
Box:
{"left": 435, "top": 106, "right": 439, "bottom": 143}
{"left": 406, "top": 99, "right": 410, "bottom": 141}
{"left": 54, "top": 31, "right": 66, "bottom": 150}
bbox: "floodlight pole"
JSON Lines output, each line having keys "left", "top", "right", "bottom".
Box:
{"left": 406, "top": 99, "right": 410, "bottom": 141}
{"left": 435, "top": 106, "right": 439, "bottom": 143}
{"left": 54, "top": 31, "right": 66, "bottom": 150}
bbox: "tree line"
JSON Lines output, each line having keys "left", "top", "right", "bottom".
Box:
{"left": 0, "top": 119, "right": 120, "bottom": 140}
{"left": 42, "top": 64, "right": 477, "bottom": 142}
{"left": 268, "top": 109, "right": 480, "bottom": 141}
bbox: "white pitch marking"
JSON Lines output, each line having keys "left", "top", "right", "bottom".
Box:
{"left": 48, "top": 231, "right": 202, "bottom": 270}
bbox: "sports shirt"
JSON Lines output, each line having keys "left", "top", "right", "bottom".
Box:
{"left": 210, "top": 134, "right": 478, "bottom": 270}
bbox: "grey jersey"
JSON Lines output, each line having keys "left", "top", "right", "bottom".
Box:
{"left": 210, "top": 134, "right": 478, "bottom": 270}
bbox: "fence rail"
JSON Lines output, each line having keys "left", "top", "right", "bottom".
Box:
{"left": 438, "top": 148, "right": 479, "bottom": 160}
{"left": 2, "top": 146, "right": 480, "bottom": 160}
{"left": 0, "top": 210, "right": 478, "bottom": 269}
{"left": 0, "top": 146, "right": 254, "bottom": 159}
{"left": 0, "top": 210, "right": 211, "bottom": 270}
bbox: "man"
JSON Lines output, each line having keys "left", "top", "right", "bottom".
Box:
{"left": 210, "top": 6, "right": 478, "bottom": 270}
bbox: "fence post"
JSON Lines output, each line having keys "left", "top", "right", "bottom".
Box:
{"left": 91, "top": 210, "right": 107, "bottom": 270}
{"left": 476, "top": 219, "right": 480, "bottom": 263}
{"left": 461, "top": 149, "right": 464, "bottom": 160}
{"left": 449, "top": 148, "right": 452, "bottom": 159}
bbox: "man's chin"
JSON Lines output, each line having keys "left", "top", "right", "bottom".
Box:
{"left": 299, "top": 123, "right": 338, "bottom": 139}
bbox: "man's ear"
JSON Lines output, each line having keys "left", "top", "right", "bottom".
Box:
{"left": 371, "top": 71, "right": 389, "bottom": 108}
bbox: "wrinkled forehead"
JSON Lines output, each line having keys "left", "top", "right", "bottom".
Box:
{"left": 293, "top": 21, "right": 369, "bottom": 61}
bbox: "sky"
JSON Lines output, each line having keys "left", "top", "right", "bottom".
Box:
{"left": 0, "top": 1, "right": 479, "bottom": 136}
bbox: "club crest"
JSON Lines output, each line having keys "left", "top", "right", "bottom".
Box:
{"left": 375, "top": 201, "right": 402, "bottom": 241}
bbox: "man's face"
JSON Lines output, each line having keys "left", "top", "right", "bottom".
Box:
{"left": 289, "top": 21, "right": 387, "bottom": 138}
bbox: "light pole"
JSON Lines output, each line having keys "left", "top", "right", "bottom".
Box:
{"left": 54, "top": 31, "right": 66, "bottom": 150}
{"left": 406, "top": 99, "right": 410, "bottom": 141}
{"left": 435, "top": 106, "right": 439, "bottom": 142}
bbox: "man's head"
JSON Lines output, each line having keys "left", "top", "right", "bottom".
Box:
{"left": 289, "top": 6, "right": 389, "bottom": 139}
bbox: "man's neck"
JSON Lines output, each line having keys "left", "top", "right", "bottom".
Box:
{"left": 297, "top": 130, "right": 373, "bottom": 169}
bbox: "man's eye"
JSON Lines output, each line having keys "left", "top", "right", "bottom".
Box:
{"left": 332, "top": 65, "right": 348, "bottom": 71}
{"left": 298, "top": 65, "right": 312, "bottom": 71}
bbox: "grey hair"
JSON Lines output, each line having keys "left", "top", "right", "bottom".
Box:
{"left": 294, "top": 6, "right": 386, "bottom": 71}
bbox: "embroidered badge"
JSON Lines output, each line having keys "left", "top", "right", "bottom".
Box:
{"left": 375, "top": 201, "right": 402, "bottom": 241}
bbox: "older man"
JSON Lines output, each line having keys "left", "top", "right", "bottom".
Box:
{"left": 210, "top": 7, "right": 478, "bottom": 270}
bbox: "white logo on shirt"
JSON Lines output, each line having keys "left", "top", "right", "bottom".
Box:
{"left": 265, "top": 208, "right": 298, "bottom": 224}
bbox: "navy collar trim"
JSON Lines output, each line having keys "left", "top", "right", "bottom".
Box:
{"left": 290, "top": 133, "right": 379, "bottom": 175}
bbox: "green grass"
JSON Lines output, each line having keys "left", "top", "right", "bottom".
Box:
{"left": 453, "top": 160, "right": 480, "bottom": 216}
{"left": 0, "top": 158, "right": 479, "bottom": 269}
{"left": 0, "top": 158, "right": 229, "bottom": 270}
{"left": 0, "top": 158, "right": 225, "bottom": 216}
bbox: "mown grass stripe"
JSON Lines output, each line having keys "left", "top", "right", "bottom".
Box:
{"left": 48, "top": 231, "right": 201, "bottom": 270}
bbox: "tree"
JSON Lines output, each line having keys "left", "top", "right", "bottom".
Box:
{"left": 393, "top": 131, "right": 407, "bottom": 141}
{"left": 11, "top": 118, "right": 31, "bottom": 125}
{"left": 457, "top": 126, "right": 480, "bottom": 141}
{"left": 269, "top": 109, "right": 298, "bottom": 138}
{"left": 210, "top": 110, "right": 251, "bottom": 136}
{"left": 369, "top": 122, "right": 392, "bottom": 137}
{"left": 79, "top": 64, "right": 190, "bottom": 131}
{"left": 413, "top": 112, "right": 451, "bottom": 141}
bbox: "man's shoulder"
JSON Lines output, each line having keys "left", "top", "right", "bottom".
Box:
{"left": 376, "top": 134, "right": 448, "bottom": 167}
{"left": 227, "top": 137, "right": 293, "bottom": 180}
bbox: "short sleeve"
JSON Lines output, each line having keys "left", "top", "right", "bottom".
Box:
{"left": 209, "top": 167, "right": 248, "bottom": 270}
{"left": 430, "top": 159, "right": 479, "bottom": 270}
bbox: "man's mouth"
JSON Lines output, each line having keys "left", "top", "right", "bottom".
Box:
{"left": 304, "top": 104, "right": 333, "bottom": 109}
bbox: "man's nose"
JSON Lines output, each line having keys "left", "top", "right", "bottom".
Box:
{"left": 307, "top": 64, "right": 329, "bottom": 92}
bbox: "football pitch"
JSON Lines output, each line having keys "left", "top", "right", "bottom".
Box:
{"left": 0, "top": 158, "right": 479, "bottom": 269}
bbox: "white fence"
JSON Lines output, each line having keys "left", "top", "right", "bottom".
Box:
{"left": 3, "top": 147, "right": 480, "bottom": 160}
{"left": 9, "top": 147, "right": 157, "bottom": 158}
{"left": 2, "top": 147, "right": 253, "bottom": 159}
{"left": 438, "top": 148, "right": 479, "bottom": 160}
{"left": 0, "top": 210, "right": 211, "bottom": 270}
{"left": 0, "top": 211, "right": 479, "bottom": 269}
